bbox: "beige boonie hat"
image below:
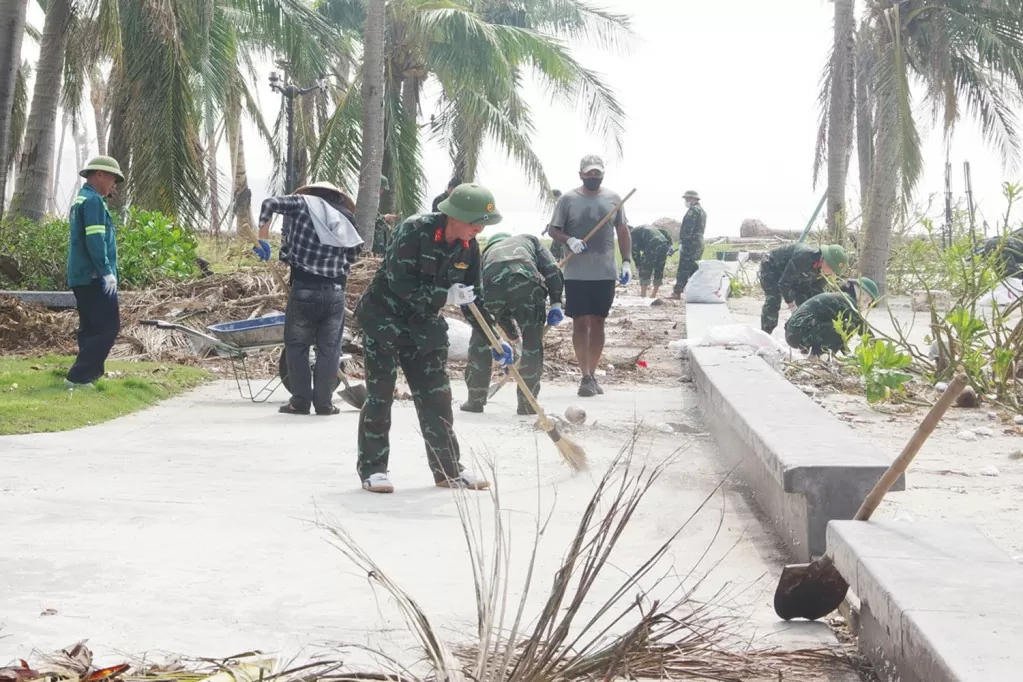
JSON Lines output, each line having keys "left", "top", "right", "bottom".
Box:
{"left": 79, "top": 156, "right": 125, "bottom": 183}
{"left": 294, "top": 181, "right": 356, "bottom": 213}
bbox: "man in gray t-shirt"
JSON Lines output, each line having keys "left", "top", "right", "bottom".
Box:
{"left": 548, "top": 154, "right": 632, "bottom": 398}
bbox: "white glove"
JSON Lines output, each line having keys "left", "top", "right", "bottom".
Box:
{"left": 101, "top": 274, "right": 118, "bottom": 296}
{"left": 567, "top": 237, "right": 587, "bottom": 254}
{"left": 446, "top": 283, "right": 476, "bottom": 306}
{"left": 619, "top": 261, "right": 632, "bottom": 285}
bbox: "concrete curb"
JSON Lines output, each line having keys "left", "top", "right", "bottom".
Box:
{"left": 683, "top": 302, "right": 903, "bottom": 562}
{"left": 0, "top": 290, "right": 77, "bottom": 308}
{"left": 829, "top": 520, "right": 1023, "bottom": 681}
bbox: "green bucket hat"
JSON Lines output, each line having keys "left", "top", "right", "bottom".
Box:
{"left": 682, "top": 190, "right": 700, "bottom": 200}
{"left": 820, "top": 244, "right": 849, "bottom": 274}
{"left": 438, "top": 183, "right": 503, "bottom": 226}
{"left": 379, "top": 175, "right": 390, "bottom": 191}
{"left": 857, "top": 277, "right": 879, "bottom": 302}
{"left": 79, "top": 155, "right": 125, "bottom": 183}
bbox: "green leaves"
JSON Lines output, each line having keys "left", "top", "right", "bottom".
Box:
{"left": 117, "top": 208, "right": 200, "bottom": 288}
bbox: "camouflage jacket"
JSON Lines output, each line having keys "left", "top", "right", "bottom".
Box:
{"left": 788, "top": 292, "right": 865, "bottom": 336}
{"left": 631, "top": 225, "right": 670, "bottom": 251}
{"left": 355, "top": 213, "right": 492, "bottom": 350}
{"left": 679, "top": 204, "right": 707, "bottom": 244}
{"left": 480, "top": 234, "right": 564, "bottom": 304}
{"left": 768, "top": 243, "right": 825, "bottom": 303}
{"left": 370, "top": 215, "right": 391, "bottom": 255}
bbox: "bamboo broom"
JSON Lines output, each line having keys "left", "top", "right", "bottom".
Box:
{"left": 465, "top": 302, "right": 587, "bottom": 472}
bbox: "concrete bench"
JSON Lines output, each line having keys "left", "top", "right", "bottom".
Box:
{"left": 684, "top": 303, "right": 903, "bottom": 561}
{"left": 0, "top": 290, "right": 77, "bottom": 308}
{"left": 829, "top": 520, "right": 1023, "bottom": 681}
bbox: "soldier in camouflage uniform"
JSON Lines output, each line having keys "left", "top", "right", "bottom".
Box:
{"left": 670, "top": 190, "right": 707, "bottom": 298}
{"left": 461, "top": 232, "right": 565, "bottom": 415}
{"left": 354, "top": 184, "right": 511, "bottom": 494}
{"left": 759, "top": 243, "right": 849, "bottom": 334}
{"left": 785, "top": 277, "right": 878, "bottom": 356}
{"left": 629, "top": 224, "right": 671, "bottom": 298}
{"left": 371, "top": 175, "right": 399, "bottom": 256}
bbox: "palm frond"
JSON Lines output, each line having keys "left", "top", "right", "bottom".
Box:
{"left": 813, "top": 48, "right": 833, "bottom": 190}
{"left": 5, "top": 61, "right": 32, "bottom": 175}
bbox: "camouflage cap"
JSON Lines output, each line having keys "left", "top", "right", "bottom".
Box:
{"left": 683, "top": 190, "right": 700, "bottom": 200}
{"left": 484, "top": 232, "right": 512, "bottom": 250}
{"left": 379, "top": 175, "right": 389, "bottom": 191}
{"left": 437, "top": 183, "right": 503, "bottom": 226}
{"left": 79, "top": 155, "right": 125, "bottom": 183}
{"left": 820, "top": 244, "right": 849, "bottom": 274}
{"left": 579, "top": 154, "right": 604, "bottom": 174}
{"left": 857, "top": 277, "right": 879, "bottom": 302}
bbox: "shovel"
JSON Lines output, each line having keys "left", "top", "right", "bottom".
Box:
{"left": 773, "top": 372, "right": 968, "bottom": 621}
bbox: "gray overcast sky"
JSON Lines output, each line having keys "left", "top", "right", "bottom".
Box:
{"left": 30, "top": 0, "right": 1020, "bottom": 237}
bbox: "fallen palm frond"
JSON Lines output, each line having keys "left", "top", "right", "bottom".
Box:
{"left": 315, "top": 434, "right": 868, "bottom": 682}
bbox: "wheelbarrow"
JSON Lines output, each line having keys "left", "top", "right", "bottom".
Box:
{"left": 140, "top": 315, "right": 365, "bottom": 407}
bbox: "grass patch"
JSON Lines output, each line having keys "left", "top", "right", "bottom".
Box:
{"left": 0, "top": 356, "right": 209, "bottom": 435}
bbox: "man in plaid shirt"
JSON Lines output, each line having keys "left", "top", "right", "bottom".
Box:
{"left": 255, "top": 181, "right": 364, "bottom": 415}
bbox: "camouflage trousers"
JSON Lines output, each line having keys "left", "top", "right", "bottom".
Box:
{"left": 632, "top": 243, "right": 668, "bottom": 286}
{"left": 357, "top": 333, "right": 462, "bottom": 483}
{"left": 464, "top": 275, "right": 546, "bottom": 411}
{"left": 759, "top": 257, "right": 822, "bottom": 334}
{"left": 673, "top": 238, "right": 703, "bottom": 294}
{"left": 784, "top": 314, "right": 845, "bottom": 356}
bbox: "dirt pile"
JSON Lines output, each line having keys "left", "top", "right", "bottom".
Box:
{"left": 0, "top": 295, "right": 78, "bottom": 353}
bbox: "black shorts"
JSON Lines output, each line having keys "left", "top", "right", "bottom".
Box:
{"left": 564, "top": 279, "right": 616, "bottom": 318}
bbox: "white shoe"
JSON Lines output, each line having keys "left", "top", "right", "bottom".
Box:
{"left": 362, "top": 472, "right": 394, "bottom": 494}
{"left": 436, "top": 471, "right": 490, "bottom": 491}
{"left": 64, "top": 379, "right": 96, "bottom": 390}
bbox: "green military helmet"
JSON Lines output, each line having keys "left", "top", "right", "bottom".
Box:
{"left": 380, "top": 175, "right": 390, "bottom": 191}
{"left": 79, "top": 155, "right": 125, "bottom": 183}
{"left": 484, "top": 232, "right": 511, "bottom": 250}
{"left": 857, "top": 277, "right": 879, "bottom": 302}
{"left": 820, "top": 244, "right": 849, "bottom": 274}
{"left": 437, "top": 183, "right": 503, "bottom": 225}
{"left": 682, "top": 190, "right": 700, "bottom": 200}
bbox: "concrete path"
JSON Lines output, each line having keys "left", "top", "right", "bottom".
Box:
{"left": 0, "top": 379, "right": 834, "bottom": 666}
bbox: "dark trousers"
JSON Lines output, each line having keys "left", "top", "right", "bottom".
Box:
{"left": 358, "top": 334, "right": 461, "bottom": 483}
{"left": 283, "top": 280, "right": 347, "bottom": 411}
{"left": 68, "top": 279, "right": 120, "bottom": 384}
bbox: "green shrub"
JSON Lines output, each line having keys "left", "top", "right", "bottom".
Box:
{"left": 0, "top": 208, "right": 198, "bottom": 291}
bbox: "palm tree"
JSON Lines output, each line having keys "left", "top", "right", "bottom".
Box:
{"left": 858, "top": 0, "right": 1023, "bottom": 294}
{"left": 814, "top": 0, "right": 856, "bottom": 241}
{"left": 9, "top": 0, "right": 71, "bottom": 221}
{"left": 353, "top": 0, "right": 386, "bottom": 242}
{"left": 0, "top": 0, "right": 29, "bottom": 219}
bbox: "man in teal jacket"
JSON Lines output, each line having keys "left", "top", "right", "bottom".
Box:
{"left": 65, "top": 156, "right": 124, "bottom": 387}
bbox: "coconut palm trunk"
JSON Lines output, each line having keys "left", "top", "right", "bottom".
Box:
{"left": 49, "top": 110, "right": 70, "bottom": 214}
{"left": 226, "top": 108, "right": 254, "bottom": 237}
{"left": 826, "top": 0, "right": 855, "bottom": 241}
{"left": 855, "top": 22, "right": 874, "bottom": 217}
{"left": 860, "top": 89, "right": 899, "bottom": 295}
{"left": 353, "top": 0, "right": 387, "bottom": 242}
{"left": 10, "top": 0, "right": 72, "bottom": 221}
{"left": 0, "top": 0, "right": 29, "bottom": 219}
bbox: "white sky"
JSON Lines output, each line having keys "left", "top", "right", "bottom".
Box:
{"left": 24, "top": 0, "right": 1023, "bottom": 239}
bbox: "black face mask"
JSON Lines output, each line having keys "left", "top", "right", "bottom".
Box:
{"left": 582, "top": 177, "right": 603, "bottom": 191}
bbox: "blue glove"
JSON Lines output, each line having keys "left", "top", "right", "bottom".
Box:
{"left": 492, "top": 341, "right": 514, "bottom": 368}
{"left": 547, "top": 303, "right": 564, "bottom": 326}
{"left": 668, "top": 246, "right": 676, "bottom": 257}
{"left": 252, "top": 239, "right": 271, "bottom": 261}
{"left": 619, "top": 261, "right": 632, "bottom": 286}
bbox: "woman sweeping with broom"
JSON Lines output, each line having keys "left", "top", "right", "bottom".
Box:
{"left": 353, "top": 183, "right": 513, "bottom": 494}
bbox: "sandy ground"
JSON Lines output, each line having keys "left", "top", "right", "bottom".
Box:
{"left": 0, "top": 288, "right": 864, "bottom": 681}
{"left": 727, "top": 294, "right": 1023, "bottom": 561}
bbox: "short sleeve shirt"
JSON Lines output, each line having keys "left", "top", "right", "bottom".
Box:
{"left": 549, "top": 187, "right": 626, "bottom": 281}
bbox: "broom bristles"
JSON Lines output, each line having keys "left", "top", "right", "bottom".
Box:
{"left": 548, "top": 425, "right": 587, "bottom": 472}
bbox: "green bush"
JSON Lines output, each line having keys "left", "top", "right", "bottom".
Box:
{"left": 0, "top": 208, "right": 198, "bottom": 290}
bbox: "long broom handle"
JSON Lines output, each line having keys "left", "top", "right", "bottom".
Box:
{"left": 854, "top": 373, "right": 968, "bottom": 521}
{"left": 466, "top": 302, "right": 552, "bottom": 429}
{"left": 556, "top": 188, "right": 637, "bottom": 269}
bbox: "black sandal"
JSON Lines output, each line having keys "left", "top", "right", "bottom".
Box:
{"left": 315, "top": 404, "right": 341, "bottom": 415}
{"left": 279, "top": 402, "right": 310, "bottom": 415}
